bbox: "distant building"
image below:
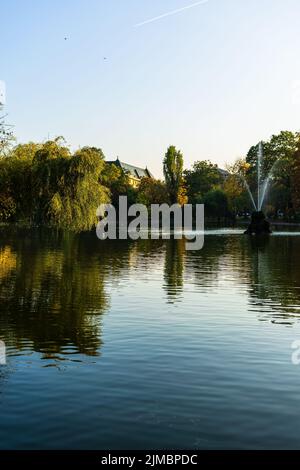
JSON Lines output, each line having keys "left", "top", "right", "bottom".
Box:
{"left": 218, "top": 168, "right": 229, "bottom": 180}
{"left": 106, "top": 158, "right": 154, "bottom": 188}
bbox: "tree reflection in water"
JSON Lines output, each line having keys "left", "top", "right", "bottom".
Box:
{"left": 1, "top": 227, "right": 300, "bottom": 362}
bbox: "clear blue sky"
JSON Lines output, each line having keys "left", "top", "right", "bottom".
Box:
{"left": 2, "top": 0, "right": 300, "bottom": 177}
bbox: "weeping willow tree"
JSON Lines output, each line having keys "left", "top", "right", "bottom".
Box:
{"left": 0, "top": 137, "right": 110, "bottom": 230}
{"left": 32, "top": 140, "right": 110, "bottom": 230}
{"left": 47, "top": 146, "right": 110, "bottom": 230}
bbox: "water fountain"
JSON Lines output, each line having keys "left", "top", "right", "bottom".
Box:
{"left": 243, "top": 142, "right": 272, "bottom": 235}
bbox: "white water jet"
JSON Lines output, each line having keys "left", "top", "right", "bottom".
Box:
{"left": 257, "top": 142, "right": 263, "bottom": 210}
{"left": 242, "top": 141, "right": 277, "bottom": 212}
{"left": 242, "top": 177, "right": 257, "bottom": 211}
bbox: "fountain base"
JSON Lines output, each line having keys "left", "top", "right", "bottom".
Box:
{"left": 244, "top": 211, "right": 272, "bottom": 235}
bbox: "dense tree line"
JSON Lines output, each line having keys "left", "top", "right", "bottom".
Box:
{"left": 0, "top": 131, "right": 300, "bottom": 230}
{"left": 163, "top": 134, "right": 300, "bottom": 221}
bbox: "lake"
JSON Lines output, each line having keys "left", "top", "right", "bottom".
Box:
{"left": 0, "top": 226, "right": 300, "bottom": 449}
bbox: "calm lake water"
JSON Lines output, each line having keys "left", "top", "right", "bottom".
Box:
{"left": 1, "top": 226, "right": 300, "bottom": 449}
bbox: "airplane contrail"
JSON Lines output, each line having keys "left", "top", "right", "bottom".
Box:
{"left": 135, "top": 0, "right": 209, "bottom": 27}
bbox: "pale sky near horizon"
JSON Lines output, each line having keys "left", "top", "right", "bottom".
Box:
{"left": 2, "top": 0, "right": 300, "bottom": 177}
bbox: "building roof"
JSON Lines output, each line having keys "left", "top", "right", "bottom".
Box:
{"left": 218, "top": 168, "right": 229, "bottom": 179}
{"left": 106, "top": 158, "right": 154, "bottom": 179}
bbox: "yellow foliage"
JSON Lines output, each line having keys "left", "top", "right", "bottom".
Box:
{"left": 0, "top": 246, "right": 17, "bottom": 279}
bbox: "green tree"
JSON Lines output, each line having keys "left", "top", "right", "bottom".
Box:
{"left": 136, "top": 177, "right": 169, "bottom": 207}
{"left": 6, "top": 142, "right": 41, "bottom": 221}
{"left": 32, "top": 138, "right": 71, "bottom": 223}
{"left": 0, "top": 156, "right": 15, "bottom": 220}
{"left": 203, "top": 188, "right": 229, "bottom": 219}
{"left": 184, "top": 160, "right": 221, "bottom": 204}
{"left": 245, "top": 131, "right": 299, "bottom": 213}
{"left": 0, "top": 138, "right": 111, "bottom": 229}
{"left": 163, "top": 146, "right": 184, "bottom": 204}
{"left": 289, "top": 139, "right": 300, "bottom": 216}
{"left": 100, "top": 163, "right": 134, "bottom": 206}
{"left": 246, "top": 131, "right": 298, "bottom": 177}
{"left": 46, "top": 146, "right": 110, "bottom": 230}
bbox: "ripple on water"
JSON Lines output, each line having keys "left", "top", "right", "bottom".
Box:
{"left": 0, "top": 231, "right": 300, "bottom": 449}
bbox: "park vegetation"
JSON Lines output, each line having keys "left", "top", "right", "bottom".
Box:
{"left": 0, "top": 121, "right": 300, "bottom": 230}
